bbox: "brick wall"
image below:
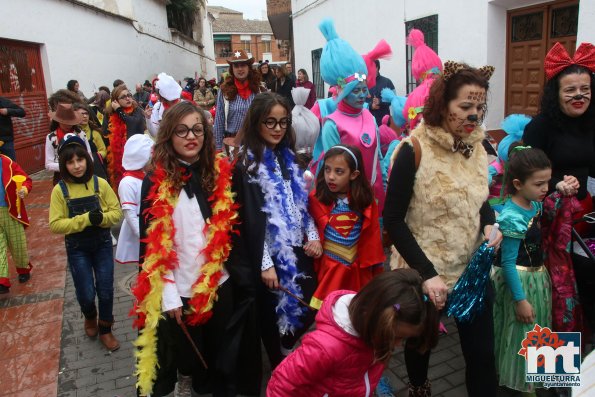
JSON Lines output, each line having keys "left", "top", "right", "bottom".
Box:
{"left": 214, "top": 33, "right": 288, "bottom": 65}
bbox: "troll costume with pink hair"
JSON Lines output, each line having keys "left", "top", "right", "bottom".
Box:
{"left": 363, "top": 39, "right": 393, "bottom": 89}
{"left": 311, "top": 18, "right": 386, "bottom": 213}
{"left": 403, "top": 29, "right": 443, "bottom": 130}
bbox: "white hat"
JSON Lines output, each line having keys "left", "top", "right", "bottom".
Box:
{"left": 122, "top": 134, "right": 154, "bottom": 171}
{"left": 156, "top": 72, "right": 182, "bottom": 101}
{"left": 291, "top": 87, "right": 320, "bottom": 152}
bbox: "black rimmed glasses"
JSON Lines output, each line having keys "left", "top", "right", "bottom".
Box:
{"left": 174, "top": 123, "right": 205, "bottom": 139}
{"left": 262, "top": 117, "right": 290, "bottom": 130}
{"left": 118, "top": 93, "right": 133, "bottom": 100}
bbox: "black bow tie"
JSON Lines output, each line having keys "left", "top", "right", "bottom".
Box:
{"left": 452, "top": 138, "right": 474, "bottom": 159}
{"left": 179, "top": 161, "right": 212, "bottom": 219}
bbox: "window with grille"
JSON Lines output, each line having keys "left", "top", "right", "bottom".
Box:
{"left": 263, "top": 41, "right": 271, "bottom": 53}
{"left": 311, "top": 48, "right": 324, "bottom": 99}
{"left": 405, "top": 15, "right": 438, "bottom": 94}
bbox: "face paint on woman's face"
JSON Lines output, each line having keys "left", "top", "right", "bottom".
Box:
{"left": 344, "top": 81, "right": 368, "bottom": 109}
{"left": 443, "top": 84, "right": 487, "bottom": 138}
{"left": 558, "top": 72, "right": 591, "bottom": 118}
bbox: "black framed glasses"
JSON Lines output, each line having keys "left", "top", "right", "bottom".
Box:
{"left": 174, "top": 123, "right": 205, "bottom": 139}
{"left": 262, "top": 117, "right": 290, "bottom": 129}
{"left": 118, "top": 93, "right": 133, "bottom": 100}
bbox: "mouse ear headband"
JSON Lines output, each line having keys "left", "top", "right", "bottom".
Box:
{"left": 443, "top": 61, "right": 495, "bottom": 82}
{"left": 544, "top": 42, "right": 595, "bottom": 80}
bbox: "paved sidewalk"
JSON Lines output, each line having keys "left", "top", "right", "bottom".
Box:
{"left": 0, "top": 172, "right": 67, "bottom": 397}
{"left": 0, "top": 170, "right": 472, "bottom": 397}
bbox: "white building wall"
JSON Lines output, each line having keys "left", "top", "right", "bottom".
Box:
{"left": 292, "top": 0, "right": 595, "bottom": 131}
{"left": 0, "top": 0, "right": 215, "bottom": 96}
{"left": 292, "top": 0, "right": 403, "bottom": 102}
{"left": 203, "top": 12, "right": 217, "bottom": 79}
{"left": 577, "top": 0, "right": 595, "bottom": 44}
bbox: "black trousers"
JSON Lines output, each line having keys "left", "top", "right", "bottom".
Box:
{"left": 405, "top": 284, "right": 498, "bottom": 397}
{"left": 259, "top": 246, "right": 317, "bottom": 369}
{"left": 573, "top": 252, "right": 595, "bottom": 336}
{"left": 151, "top": 281, "right": 233, "bottom": 397}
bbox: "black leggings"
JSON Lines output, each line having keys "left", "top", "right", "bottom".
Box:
{"left": 405, "top": 284, "right": 498, "bottom": 397}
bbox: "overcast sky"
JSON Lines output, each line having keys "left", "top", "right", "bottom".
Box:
{"left": 208, "top": 0, "right": 268, "bottom": 20}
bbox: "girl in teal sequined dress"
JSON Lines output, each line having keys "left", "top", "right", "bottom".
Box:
{"left": 492, "top": 146, "right": 553, "bottom": 393}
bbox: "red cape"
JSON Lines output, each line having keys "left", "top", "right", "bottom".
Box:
{"left": 1, "top": 155, "right": 32, "bottom": 227}
{"left": 308, "top": 191, "right": 385, "bottom": 270}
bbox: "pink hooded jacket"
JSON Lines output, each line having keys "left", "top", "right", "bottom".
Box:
{"left": 266, "top": 290, "right": 385, "bottom": 397}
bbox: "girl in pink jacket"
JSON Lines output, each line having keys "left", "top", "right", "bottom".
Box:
{"left": 266, "top": 269, "right": 439, "bottom": 397}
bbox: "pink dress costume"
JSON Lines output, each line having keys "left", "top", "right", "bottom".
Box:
{"left": 323, "top": 103, "right": 385, "bottom": 212}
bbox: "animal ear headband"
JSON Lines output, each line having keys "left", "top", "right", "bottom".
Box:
{"left": 443, "top": 61, "right": 495, "bottom": 82}
{"left": 544, "top": 42, "right": 595, "bottom": 80}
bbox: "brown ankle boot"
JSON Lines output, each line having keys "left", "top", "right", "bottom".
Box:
{"left": 98, "top": 320, "right": 120, "bottom": 351}
{"left": 84, "top": 316, "right": 98, "bottom": 337}
{"left": 408, "top": 379, "right": 431, "bottom": 397}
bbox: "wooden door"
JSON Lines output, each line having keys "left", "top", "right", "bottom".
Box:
{"left": 546, "top": 2, "right": 579, "bottom": 57}
{"left": 505, "top": 1, "right": 578, "bottom": 117}
{"left": 0, "top": 38, "right": 49, "bottom": 173}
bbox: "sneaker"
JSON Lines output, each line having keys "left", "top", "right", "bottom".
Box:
{"left": 18, "top": 273, "right": 31, "bottom": 283}
{"left": 0, "top": 285, "right": 9, "bottom": 294}
{"left": 376, "top": 376, "right": 395, "bottom": 397}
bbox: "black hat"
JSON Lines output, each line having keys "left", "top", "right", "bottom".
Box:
{"left": 58, "top": 133, "right": 86, "bottom": 155}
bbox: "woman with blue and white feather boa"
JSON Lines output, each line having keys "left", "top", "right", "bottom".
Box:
{"left": 223, "top": 92, "right": 322, "bottom": 395}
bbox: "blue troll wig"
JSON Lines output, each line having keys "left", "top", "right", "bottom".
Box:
{"left": 498, "top": 114, "right": 531, "bottom": 161}
{"left": 319, "top": 18, "right": 368, "bottom": 104}
{"left": 381, "top": 88, "right": 407, "bottom": 128}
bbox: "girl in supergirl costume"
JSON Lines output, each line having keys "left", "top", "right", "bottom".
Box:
{"left": 49, "top": 134, "right": 122, "bottom": 351}
{"left": 308, "top": 145, "right": 384, "bottom": 309}
{"left": 132, "top": 102, "right": 237, "bottom": 397}
{"left": 225, "top": 92, "right": 322, "bottom": 395}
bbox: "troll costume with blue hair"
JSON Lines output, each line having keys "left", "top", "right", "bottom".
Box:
{"left": 310, "top": 39, "right": 391, "bottom": 122}
{"left": 488, "top": 114, "right": 531, "bottom": 211}
{"left": 379, "top": 88, "right": 408, "bottom": 184}
{"left": 311, "top": 18, "right": 386, "bottom": 213}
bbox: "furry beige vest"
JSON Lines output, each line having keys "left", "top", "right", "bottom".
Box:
{"left": 390, "top": 121, "right": 489, "bottom": 288}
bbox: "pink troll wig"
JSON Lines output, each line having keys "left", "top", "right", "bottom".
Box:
{"left": 362, "top": 39, "right": 393, "bottom": 88}
{"left": 408, "top": 29, "right": 443, "bottom": 82}
{"left": 403, "top": 77, "right": 434, "bottom": 130}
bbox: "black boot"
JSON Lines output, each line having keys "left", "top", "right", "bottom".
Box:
{"left": 408, "top": 379, "right": 431, "bottom": 397}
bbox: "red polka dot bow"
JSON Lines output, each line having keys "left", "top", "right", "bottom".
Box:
{"left": 544, "top": 42, "right": 595, "bottom": 81}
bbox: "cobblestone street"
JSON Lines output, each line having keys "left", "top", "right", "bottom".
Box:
{"left": 0, "top": 171, "right": 472, "bottom": 397}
